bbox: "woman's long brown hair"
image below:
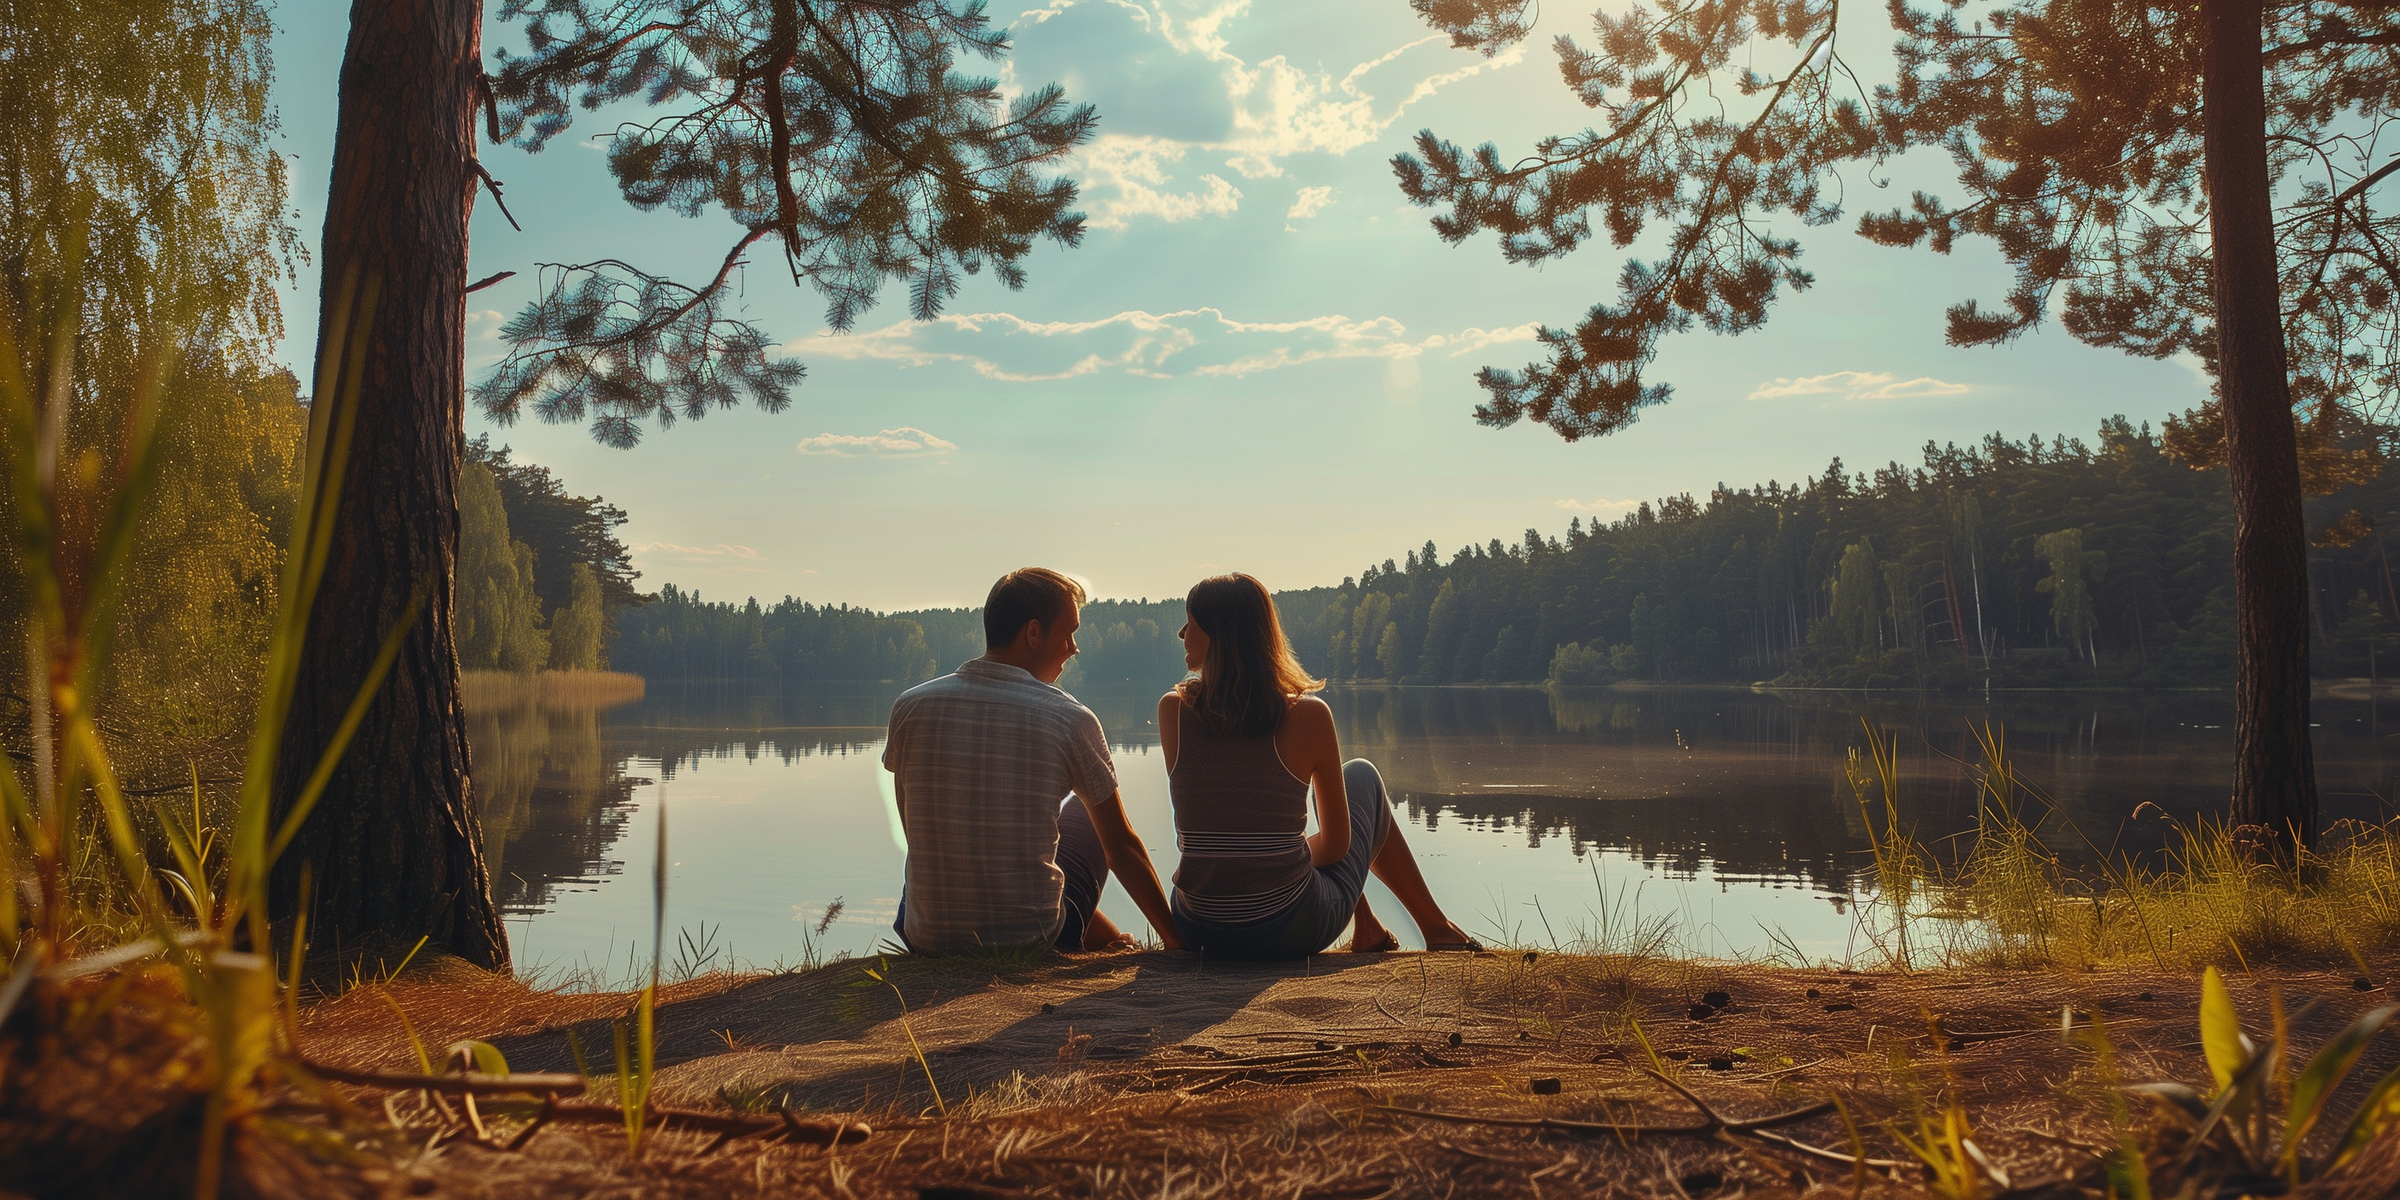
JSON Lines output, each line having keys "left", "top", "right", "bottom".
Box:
{"left": 1177, "top": 574, "right": 1322, "bottom": 738}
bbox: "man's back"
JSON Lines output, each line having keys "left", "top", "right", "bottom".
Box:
{"left": 883, "top": 659, "right": 1117, "bottom": 953}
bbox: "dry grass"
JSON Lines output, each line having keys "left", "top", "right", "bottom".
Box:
{"left": 458, "top": 669, "right": 646, "bottom": 714}
{"left": 1831, "top": 723, "right": 2400, "bottom": 976}
{"left": 16, "top": 943, "right": 2400, "bottom": 1197}
{"left": 300, "top": 951, "right": 2400, "bottom": 1198}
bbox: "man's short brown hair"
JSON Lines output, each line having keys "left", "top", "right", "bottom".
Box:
{"left": 984, "top": 567, "right": 1086, "bottom": 648}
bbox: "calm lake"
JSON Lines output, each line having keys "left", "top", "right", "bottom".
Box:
{"left": 466, "top": 682, "right": 2400, "bottom": 979}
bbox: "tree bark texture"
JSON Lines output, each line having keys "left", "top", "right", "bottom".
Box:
{"left": 271, "top": 0, "right": 508, "bottom": 967}
{"left": 2203, "top": 0, "right": 2320, "bottom": 854}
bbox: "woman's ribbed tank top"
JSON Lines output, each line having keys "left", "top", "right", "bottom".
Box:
{"left": 1169, "top": 702, "right": 1313, "bottom": 924}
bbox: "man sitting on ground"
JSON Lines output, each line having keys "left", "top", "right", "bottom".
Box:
{"left": 883, "top": 567, "right": 1182, "bottom": 954}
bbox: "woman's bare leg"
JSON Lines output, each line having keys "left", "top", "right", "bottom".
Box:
{"left": 1346, "top": 895, "right": 1398, "bottom": 952}
{"left": 1369, "top": 819, "right": 1472, "bottom": 946}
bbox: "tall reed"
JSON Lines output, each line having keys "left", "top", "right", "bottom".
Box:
{"left": 1835, "top": 718, "right": 2400, "bottom": 972}
{"left": 2, "top": 261, "right": 414, "bottom": 1198}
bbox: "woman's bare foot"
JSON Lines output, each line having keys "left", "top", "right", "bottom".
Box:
{"left": 1419, "top": 917, "right": 1480, "bottom": 952}
{"left": 1348, "top": 927, "right": 1400, "bottom": 953}
{"left": 1347, "top": 901, "right": 1400, "bottom": 952}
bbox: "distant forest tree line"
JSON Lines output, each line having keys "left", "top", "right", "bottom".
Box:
{"left": 15, "top": 0, "right": 2385, "bottom": 967}
{"left": 614, "top": 416, "right": 2400, "bottom": 693}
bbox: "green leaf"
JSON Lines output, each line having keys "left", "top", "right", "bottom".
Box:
{"left": 2189, "top": 1043, "right": 2273, "bottom": 1153}
{"left": 2200, "top": 965, "right": 2246, "bottom": 1093}
{"left": 2332, "top": 1062, "right": 2400, "bottom": 1171}
{"left": 2283, "top": 1005, "right": 2397, "bottom": 1171}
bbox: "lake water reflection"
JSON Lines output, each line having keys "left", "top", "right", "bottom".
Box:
{"left": 467, "top": 682, "right": 2400, "bottom": 977}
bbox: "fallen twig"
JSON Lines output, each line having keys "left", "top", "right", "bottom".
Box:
{"left": 1740, "top": 1127, "right": 1909, "bottom": 1171}
{"left": 536, "top": 1102, "right": 870, "bottom": 1145}
{"left": 301, "top": 1057, "right": 868, "bottom": 1148}
{"left": 299, "top": 1059, "right": 585, "bottom": 1096}
{"left": 1378, "top": 1096, "right": 1834, "bottom": 1138}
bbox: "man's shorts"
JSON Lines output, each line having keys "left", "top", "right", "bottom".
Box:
{"left": 893, "top": 796, "right": 1107, "bottom": 952}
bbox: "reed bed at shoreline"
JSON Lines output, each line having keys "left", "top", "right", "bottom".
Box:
{"left": 459, "top": 669, "right": 645, "bottom": 714}
{"left": 1819, "top": 721, "right": 2400, "bottom": 978}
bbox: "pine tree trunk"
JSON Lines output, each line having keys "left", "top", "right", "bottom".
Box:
{"left": 2203, "top": 0, "right": 2319, "bottom": 856}
{"left": 269, "top": 0, "right": 508, "bottom": 968}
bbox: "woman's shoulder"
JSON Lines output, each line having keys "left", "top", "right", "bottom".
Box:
{"left": 1284, "top": 693, "right": 1332, "bottom": 725}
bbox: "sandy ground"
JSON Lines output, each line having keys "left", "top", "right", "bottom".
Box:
{"left": 276, "top": 947, "right": 2400, "bottom": 1197}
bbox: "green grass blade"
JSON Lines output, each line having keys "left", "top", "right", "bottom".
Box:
{"left": 264, "top": 589, "right": 425, "bottom": 866}
{"left": 565, "top": 1027, "right": 593, "bottom": 1080}
{"left": 232, "top": 271, "right": 375, "bottom": 895}
{"left": 613, "top": 1012, "right": 642, "bottom": 1152}
{"left": 2186, "top": 1039, "right": 2274, "bottom": 1157}
{"left": 650, "top": 791, "right": 666, "bottom": 995}
{"left": 370, "top": 988, "right": 433, "bottom": 1075}
{"left": 0, "top": 748, "right": 24, "bottom": 941}
{"left": 2283, "top": 1004, "right": 2397, "bottom": 1171}
{"left": 66, "top": 714, "right": 172, "bottom": 937}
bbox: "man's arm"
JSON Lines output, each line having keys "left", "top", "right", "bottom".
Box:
{"left": 1080, "top": 791, "right": 1184, "bottom": 952}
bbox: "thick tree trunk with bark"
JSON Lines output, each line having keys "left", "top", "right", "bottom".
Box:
{"left": 270, "top": 0, "right": 508, "bottom": 967}
{"left": 2203, "top": 0, "right": 2320, "bottom": 856}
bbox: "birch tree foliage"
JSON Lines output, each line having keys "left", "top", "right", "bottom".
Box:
{"left": 480, "top": 0, "right": 1095, "bottom": 447}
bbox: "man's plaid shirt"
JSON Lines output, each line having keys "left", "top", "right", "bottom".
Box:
{"left": 882, "top": 659, "right": 1120, "bottom": 953}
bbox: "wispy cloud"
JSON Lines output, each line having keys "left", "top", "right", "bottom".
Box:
{"left": 1286, "top": 185, "right": 1335, "bottom": 230}
{"left": 794, "top": 427, "right": 959, "bottom": 457}
{"left": 466, "top": 308, "right": 508, "bottom": 368}
{"left": 1747, "top": 370, "right": 1970, "bottom": 401}
{"left": 1555, "top": 497, "right": 1641, "bottom": 516}
{"left": 1071, "top": 135, "right": 1242, "bottom": 227}
{"left": 1017, "top": 2, "right": 1524, "bottom": 228}
{"left": 799, "top": 308, "right": 1538, "bottom": 383}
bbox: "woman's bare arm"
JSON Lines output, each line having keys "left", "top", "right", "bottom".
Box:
{"left": 1285, "top": 697, "right": 1349, "bottom": 867}
{"left": 1158, "top": 691, "right": 1181, "bottom": 771}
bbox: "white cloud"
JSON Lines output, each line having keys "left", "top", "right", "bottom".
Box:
{"left": 1285, "top": 185, "right": 1335, "bottom": 231}
{"left": 1556, "top": 498, "right": 1641, "bottom": 516}
{"left": 795, "top": 426, "right": 959, "bottom": 457}
{"left": 466, "top": 308, "right": 508, "bottom": 368}
{"left": 800, "top": 307, "right": 1538, "bottom": 383}
{"left": 1747, "top": 370, "right": 1971, "bottom": 401}
{"left": 1023, "top": 3, "right": 1525, "bottom": 227}
{"left": 1072, "top": 136, "right": 1242, "bottom": 229}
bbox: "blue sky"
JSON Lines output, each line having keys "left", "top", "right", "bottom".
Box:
{"left": 269, "top": 1, "right": 2212, "bottom": 611}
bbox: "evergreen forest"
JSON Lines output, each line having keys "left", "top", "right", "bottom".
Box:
{"left": 613, "top": 417, "right": 2400, "bottom": 693}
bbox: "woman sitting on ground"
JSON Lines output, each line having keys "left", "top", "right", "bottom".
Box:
{"left": 1161, "top": 573, "right": 1479, "bottom": 959}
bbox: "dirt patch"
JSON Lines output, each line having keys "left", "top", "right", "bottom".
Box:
{"left": 276, "top": 947, "right": 2400, "bottom": 1197}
